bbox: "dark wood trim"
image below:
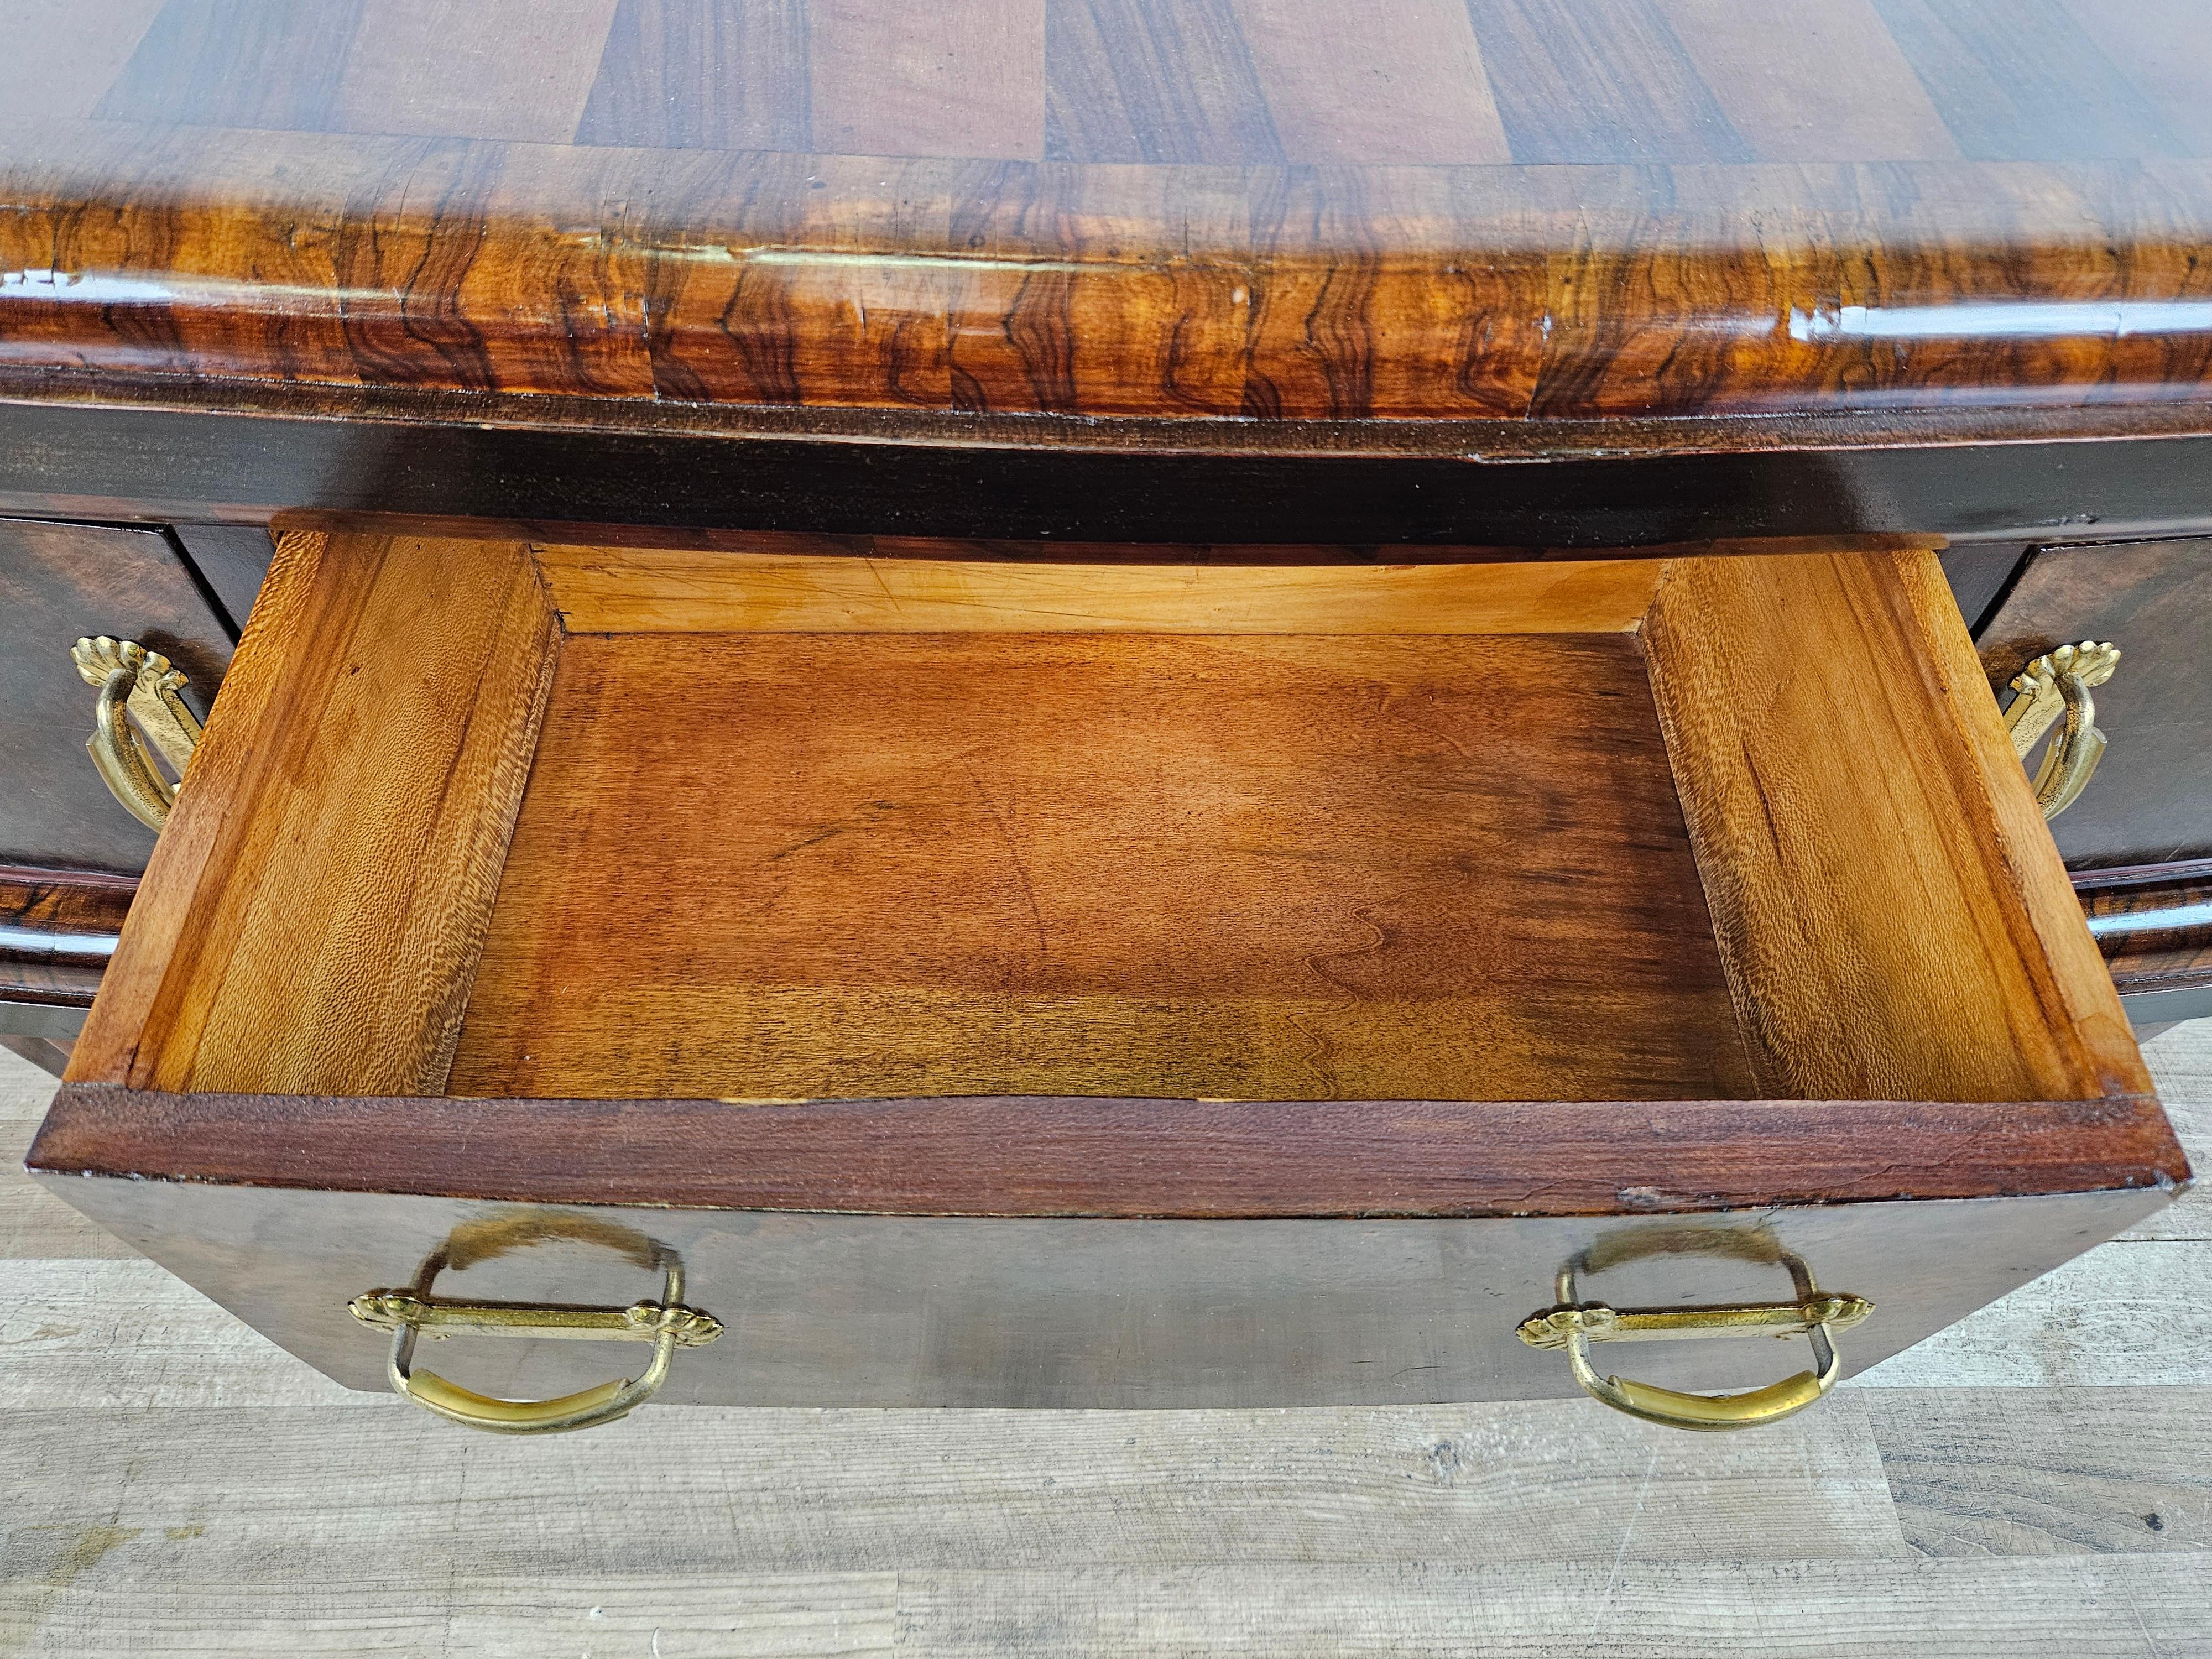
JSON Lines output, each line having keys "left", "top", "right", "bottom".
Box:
{"left": 8, "top": 388, "right": 2212, "bottom": 549}
{"left": 2080, "top": 864, "right": 2212, "bottom": 995}
{"left": 29, "top": 1086, "right": 2188, "bottom": 1219}
{"left": 0, "top": 867, "right": 135, "bottom": 1007}
{"left": 2072, "top": 857, "right": 2212, "bottom": 891}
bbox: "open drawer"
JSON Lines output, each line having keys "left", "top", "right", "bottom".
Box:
{"left": 28, "top": 531, "right": 2187, "bottom": 1433}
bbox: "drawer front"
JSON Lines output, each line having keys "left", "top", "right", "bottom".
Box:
{"left": 0, "top": 517, "right": 235, "bottom": 877}
{"left": 34, "top": 1157, "right": 2163, "bottom": 1412}
{"left": 28, "top": 530, "right": 2183, "bottom": 1431}
{"left": 1977, "top": 537, "right": 2212, "bottom": 871}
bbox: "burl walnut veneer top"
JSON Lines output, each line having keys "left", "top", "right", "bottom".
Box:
{"left": 4, "top": 0, "right": 2211, "bottom": 450}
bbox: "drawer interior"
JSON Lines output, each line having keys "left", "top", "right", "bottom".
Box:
{"left": 68, "top": 533, "right": 2146, "bottom": 1113}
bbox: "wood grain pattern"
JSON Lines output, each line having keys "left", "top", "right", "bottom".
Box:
{"left": 810, "top": 0, "right": 1045, "bottom": 160}
{"left": 29, "top": 1085, "right": 2187, "bottom": 1217}
{"left": 1863, "top": 1387, "right": 2212, "bottom": 1555}
{"left": 535, "top": 545, "right": 1666, "bottom": 633}
{"left": 1046, "top": 0, "right": 1280, "bottom": 163}
{"left": 65, "top": 533, "right": 561, "bottom": 1097}
{"left": 7, "top": 2, "right": 2212, "bottom": 436}
{"left": 6, "top": 1032, "right": 2211, "bottom": 1655}
{"left": 1867, "top": 0, "right": 2186, "bottom": 163}
{"left": 450, "top": 628, "right": 1749, "bottom": 1103}
{"left": 1655, "top": 0, "right": 1959, "bottom": 164}
{"left": 2083, "top": 865, "right": 2212, "bottom": 998}
{"left": 328, "top": 0, "right": 623, "bottom": 145}
{"left": 0, "top": 0, "right": 167, "bottom": 122}
{"left": 1640, "top": 550, "right": 2149, "bottom": 1104}
{"left": 577, "top": 0, "right": 812, "bottom": 151}
{"left": 1228, "top": 0, "right": 1511, "bottom": 166}
{"left": 1463, "top": 0, "right": 1750, "bottom": 164}
{"left": 93, "top": 0, "right": 366, "bottom": 131}
{"left": 0, "top": 867, "right": 133, "bottom": 1006}
{"left": 2059, "top": 0, "right": 2212, "bottom": 159}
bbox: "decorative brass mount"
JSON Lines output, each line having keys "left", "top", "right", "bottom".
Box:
{"left": 2002, "top": 640, "right": 2119, "bottom": 821}
{"left": 70, "top": 635, "right": 202, "bottom": 830}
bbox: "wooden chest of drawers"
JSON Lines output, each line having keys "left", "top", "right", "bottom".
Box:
{"left": 24, "top": 530, "right": 2184, "bottom": 1431}
{"left": 6, "top": 0, "right": 2211, "bottom": 1438}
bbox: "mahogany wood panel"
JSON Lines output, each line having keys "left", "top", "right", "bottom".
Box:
{"left": 0, "top": 517, "right": 232, "bottom": 876}
{"left": 6, "top": 2, "right": 2212, "bottom": 440}
{"left": 1639, "top": 550, "right": 2148, "bottom": 1105}
{"left": 577, "top": 0, "right": 812, "bottom": 152}
{"left": 1045, "top": 0, "right": 1280, "bottom": 164}
{"left": 30, "top": 1082, "right": 2188, "bottom": 1217}
{"left": 1464, "top": 0, "right": 1750, "bottom": 164}
{"left": 1977, "top": 538, "right": 2212, "bottom": 872}
{"left": 449, "top": 629, "right": 1751, "bottom": 1103}
{"left": 66, "top": 533, "right": 562, "bottom": 1097}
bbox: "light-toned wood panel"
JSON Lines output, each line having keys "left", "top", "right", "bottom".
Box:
{"left": 533, "top": 545, "right": 1665, "bottom": 634}
{"left": 808, "top": 0, "right": 1046, "bottom": 159}
{"left": 329, "top": 0, "right": 624, "bottom": 143}
{"left": 891, "top": 1557, "right": 2212, "bottom": 1655}
{"left": 2, "top": 1574, "right": 891, "bottom": 1657}
{"left": 2132, "top": 1036, "right": 2211, "bottom": 1239}
{"left": 450, "top": 630, "right": 1754, "bottom": 1102}
{"left": 1655, "top": 0, "right": 1961, "bottom": 163}
{"left": 1639, "top": 550, "right": 2151, "bottom": 1105}
{"left": 0, "top": 1398, "right": 1906, "bottom": 1568}
{"left": 0, "top": 1261, "right": 359, "bottom": 1410}
{"left": 12, "top": 1559, "right": 2212, "bottom": 1657}
{"left": 1864, "top": 1387, "right": 2212, "bottom": 1556}
{"left": 1851, "top": 1238, "right": 2212, "bottom": 1388}
{"left": 67, "top": 533, "right": 562, "bottom": 1097}
{"left": 0, "top": 1117, "right": 133, "bottom": 1259}
{"left": 1228, "top": 0, "right": 1512, "bottom": 165}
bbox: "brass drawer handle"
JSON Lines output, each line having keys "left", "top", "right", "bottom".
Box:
{"left": 349, "top": 1264, "right": 722, "bottom": 1435}
{"left": 1519, "top": 1235, "right": 1872, "bottom": 1432}
{"left": 70, "top": 635, "right": 202, "bottom": 830}
{"left": 2003, "top": 640, "right": 2119, "bottom": 821}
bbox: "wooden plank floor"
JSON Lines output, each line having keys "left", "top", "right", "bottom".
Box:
{"left": 4, "top": 1032, "right": 2209, "bottom": 1656}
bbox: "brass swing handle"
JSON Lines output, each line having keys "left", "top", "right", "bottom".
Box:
{"left": 2003, "top": 640, "right": 2119, "bottom": 822}
{"left": 71, "top": 637, "right": 202, "bottom": 830}
{"left": 1517, "top": 1293, "right": 1874, "bottom": 1432}
{"left": 349, "top": 1280, "right": 723, "bottom": 1435}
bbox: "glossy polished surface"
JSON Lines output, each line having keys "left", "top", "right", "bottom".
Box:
{"left": 4, "top": 0, "right": 2212, "bottom": 445}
